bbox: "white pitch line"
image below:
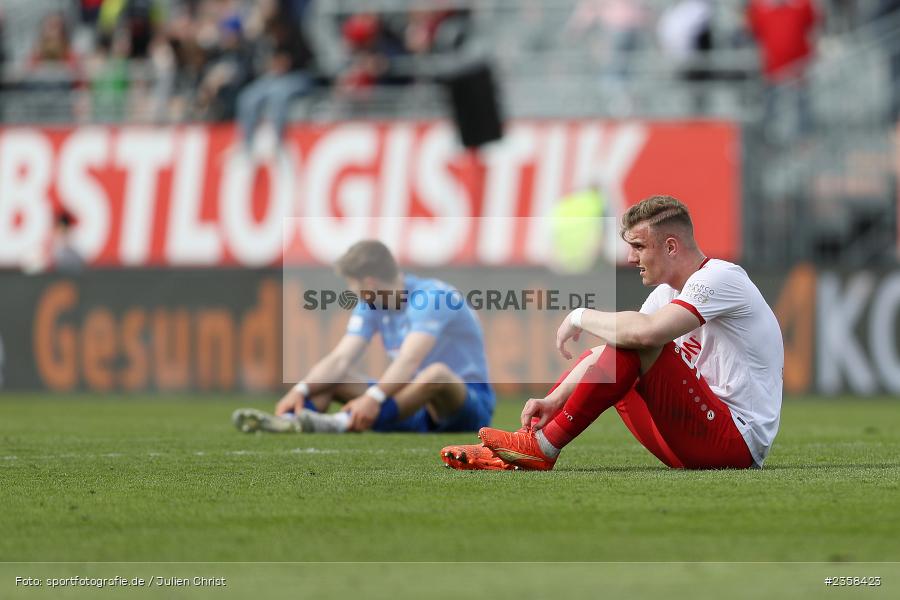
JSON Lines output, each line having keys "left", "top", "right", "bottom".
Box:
{"left": 0, "top": 446, "right": 436, "bottom": 462}
{"left": 289, "top": 448, "right": 338, "bottom": 454}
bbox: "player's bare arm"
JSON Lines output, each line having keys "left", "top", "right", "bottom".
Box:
{"left": 520, "top": 345, "right": 604, "bottom": 429}
{"left": 274, "top": 334, "right": 369, "bottom": 415}
{"left": 344, "top": 332, "right": 437, "bottom": 431}
{"left": 556, "top": 303, "right": 702, "bottom": 359}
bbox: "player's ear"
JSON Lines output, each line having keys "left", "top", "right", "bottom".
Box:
{"left": 666, "top": 236, "right": 678, "bottom": 256}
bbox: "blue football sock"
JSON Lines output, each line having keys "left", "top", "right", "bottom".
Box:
{"left": 372, "top": 398, "right": 399, "bottom": 430}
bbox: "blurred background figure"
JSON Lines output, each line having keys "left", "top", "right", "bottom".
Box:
{"left": 153, "top": 4, "right": 207, "bottom": 122}
{"left": 20, "top": 209, "right": 85, "bottom": 275}
{"left": 336, "top": 12, "right": 410, "bottom": 102}
{"left": 746, "top": 0, "right": 820, "bottom": 139}
{"left": 657, "top": 0, "right": 714, "bottom": 113}
{"left": 21, "top": 11, "right": 85, "bottom": 121}
{"left": 27, "top": 11, "right": 80, "bottom": 72}
{"left": 235, "top": 0, "right": 316, "bottom": 153}
{"left": 195, "top": 13, "right": 255, "bottom": 121}
{"left": 549, "top": 182, "right": 609, "bottom": 274}
{"left": 567, "top": 0, "right": 649, "bottom": 116}
{"left": 49, "top": 209, "right": 86, "bottom": 274}
{"left": 78, "top": 0, "right": 104, "bottom": 27}
{"left": 96, "top": 0, "right": 165, "bottom": 59}
{"left": 83, "top": 27, "right": 131, "bottom": 122}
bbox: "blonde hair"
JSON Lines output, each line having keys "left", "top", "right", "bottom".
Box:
{"left": 621, "top": 195, "right": 695, "bottom": 244}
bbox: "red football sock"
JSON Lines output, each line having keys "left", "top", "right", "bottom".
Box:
{"left": 542, "top": 346, "right": 641, "bottom": 450}
{"left": 528, "top": 349, "right": 597, "bottom": 429}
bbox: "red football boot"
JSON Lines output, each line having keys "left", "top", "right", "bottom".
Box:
{"left": 477, "top": 427, "right": 557, "bottom": 471}
{"left": 440, "top": 443, "right": 519, "bottom": 470}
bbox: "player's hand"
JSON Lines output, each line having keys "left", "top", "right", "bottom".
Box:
{"left": 274, "top": 392, "right": 300, "bottom": 416}
{"left": 521, "top": 395, "right": 566, "bottom": 430}
{"left": 556, "top": 313, "right": 582, "bottom": 360}
{"left": 343, "top": 395, "right": 380, "bottom": 432}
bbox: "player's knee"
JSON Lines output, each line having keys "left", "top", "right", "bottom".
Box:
{"left": 575, "top": 345, "right": 608, "bottom": 367}
{"left": 418, "top": 362, "right": 456, "bottom": 384}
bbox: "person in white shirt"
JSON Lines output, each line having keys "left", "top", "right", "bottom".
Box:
{"left": 443, "top": 195, "right": 784, "bottom": 471}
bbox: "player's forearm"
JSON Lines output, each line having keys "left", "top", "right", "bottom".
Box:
{"left": 547, "top": 347, "right": 602, "bottom": 403}
{"left": 579, "top": 310, "right": 656, "bottom": 349}
{"left": 373, "top": 356, "right": 420, "bottom": 398}
{"left": 302, "top": 353, "right": 353, "bottom": 392}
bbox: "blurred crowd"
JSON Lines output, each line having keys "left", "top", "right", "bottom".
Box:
{"left": 0, "top": 0, "right": 898, "bottom": 129}
{"left": 0, "top": 0, "right": 475, "bottom": 132}
{"left": 1, "top": 0, "right": 320, "bottom": 129}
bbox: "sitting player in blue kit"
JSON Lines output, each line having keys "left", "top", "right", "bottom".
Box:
{"left": 233, "top": 240, "right": 495, "bottom": 434}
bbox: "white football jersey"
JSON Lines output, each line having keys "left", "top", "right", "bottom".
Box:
{"left": 639, "top": 259, "right": 784, "bottom": 466}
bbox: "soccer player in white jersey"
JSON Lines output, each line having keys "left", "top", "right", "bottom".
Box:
{"left": 442, "top": 195, "right": 784, "bottom": 471}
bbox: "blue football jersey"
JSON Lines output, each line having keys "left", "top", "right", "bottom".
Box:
{"left": 345, "top": 274, "right": 492, "bottom": 390}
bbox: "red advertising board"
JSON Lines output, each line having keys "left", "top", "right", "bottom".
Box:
{"left": 0, "top": 120, "right": 740, "bottom": 267}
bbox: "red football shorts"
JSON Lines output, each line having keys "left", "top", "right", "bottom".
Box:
{"left": 615, "top": 342, "right": 754, "bottom": 469}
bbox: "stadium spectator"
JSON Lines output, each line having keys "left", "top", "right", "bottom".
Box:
{"left": 746, "top": 0, "right": 819, "bottom": 137}
{"left": 84, "top": 28, "right": 131, "bottom": 122}
{"left": 443, "top": 196, "right": 783, "bottom": 471}
{"left": 232, "top": 240, "right": 496, "bottom": 435}
{"left": 235, "top": 0, "right": 316, "bottom": 151}
{"left": 567, "top": 0, "right": 650, "bottom": 114}
{"left": 20, "top": 208, "right": 86, "bottom": 275}
{"left": 79, "top": 0, "right": 104, "bottom": 26}
{"left": 50, "top": 209, "right": 87, "bottom": 274}
{"left": 195, "top": 14, "right": 255, "bottom": 121}
{"left": 97, "top": 0, "right": 166, "bottom": 59}
{"left": 18, "top": 11, "right": 86, "bottom": 121}
{"left": 26, "top": 11, "right": 81, "bottom": 75}
{"left": 336, "top": 13, "right": 384, "bottom": 97}
{"left": 657, "top": 0, "right": 715, "bottom": 112}
{"left": 336, "top": 13, "right": 410, "bottom": 99}
{"left": 747, "top": 0, "right": 819, "bottom": 83}
{"left": 154, "top": 5, "right": 209, "bottom": 121}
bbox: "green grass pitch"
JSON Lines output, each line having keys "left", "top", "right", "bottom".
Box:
{"left": 1, "top": 394, "right": 899, "bottom": 599}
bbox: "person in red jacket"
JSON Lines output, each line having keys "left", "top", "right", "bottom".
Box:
{"left": 747, "top": 0, "right": 819, "bottom": 82}
{"left": 746, "top": 0, "right": 819, "bottom": 139}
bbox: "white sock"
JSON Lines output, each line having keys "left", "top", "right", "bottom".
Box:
{"left": 298, "top": 409, "right": 351, "bottom": 433}
{"left": 332, "top": 411, "right": 351, "bottom": 433}
{"left": 536, "top": 429, "right": 560, "bottom": 458}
